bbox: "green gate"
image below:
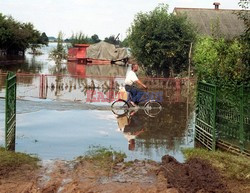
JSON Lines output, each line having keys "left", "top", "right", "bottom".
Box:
{"left": 5, "top": 72, "right": 17, "bottom": 151}
{"left": 195, "top": 82, "right": 217, "bottom": 150}
{"left": 196, "top": 81, "right": 250, "bottom": 155}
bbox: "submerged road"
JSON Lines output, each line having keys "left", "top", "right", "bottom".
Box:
{"left": 0, "top": 98, "right": 194, "bottom": 162}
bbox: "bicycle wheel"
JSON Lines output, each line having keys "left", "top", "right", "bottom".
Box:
{"left": 144, "top": 100, "right": 162, "bottom": 117}
{"left": 111, "top": 99, "right": 129, "bottom": 115}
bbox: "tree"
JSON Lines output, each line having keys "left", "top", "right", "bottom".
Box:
{"left": 120, "top": 37, "right": 129, "bottom": 47}
{"left": 236, "top": 0, "right": 250, "bottom": 67}
{"left": 0, "top": 13, "right": 47, "bottom": 55}
{"left": 127, "top": 4, "right": 196, "bottom": 77}
{"left": 69, "top": 32, "right": 91, "bottom": 46}
{"left": 69, "top": 32, "right": 102, "bottom": 46}
{"left": 30, "top": 32, "right": 49, "bottom": 54}
{"left": 91, "top": 34, "right": 101, "bottom": 43}
{"left": 50, "top": 31, "right": 67, "bottom": 61}
{"left": 193, "top": 36, "right": 249, "bottom": 85}
{"left": 104, "top": 35, "right": 120, "bottom": 45}
{"left": 40, "top": 32, "right": 49, "bottom": 45}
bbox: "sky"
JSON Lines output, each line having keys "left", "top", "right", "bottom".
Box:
{"left": 0, "top": 0, "right": 244, "bottom": 40}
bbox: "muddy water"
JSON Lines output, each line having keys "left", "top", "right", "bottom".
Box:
{"left": 0, "top": 98, "right": 194, "bottom": 162}
{"left": 0, "top": 44, "right": 195, "bottom": 162}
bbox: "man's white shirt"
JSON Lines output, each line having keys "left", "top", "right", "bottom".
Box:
{"left": 125, "top": 71, "right": 138, "bottom": 86}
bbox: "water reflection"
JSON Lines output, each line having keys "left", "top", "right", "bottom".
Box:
{"left": 0, "top": 42, "right": 195, "bottom": 162}
{"left": 0, "top": 55, "right": 43, "bottom": 74}
{"left": 49, "top": 60, "right": 68, "bottom": 75}
{"left": 0, "top": 42, "right": 195, "bottom": 104}
{"left": 0, "top": 43, "right": 127, "bottom": 76}
{"left": 116, "top": 109, "right": 144, "bottom": 151}
{"left": 0, "top": 73, "right": 194, "bottom": 112}
{"left": 115, "top": 102, "right": 194, "bottom": 155}
{"left": 0, "top": 98, "right": 194, "bottom": 162}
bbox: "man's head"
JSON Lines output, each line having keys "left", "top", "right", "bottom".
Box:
{"left": 129, "top": 57, "right": 139, "bottom": 72}
{"left": 132, "top": 63, "right": 139, "bottom": 72}
{"left": 128, "top": 139, "right": 135, "bottom": 151}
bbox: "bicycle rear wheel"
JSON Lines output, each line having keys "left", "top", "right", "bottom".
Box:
{"left": 144, "top": 100, "right": 162, "bottom": 117}
{"left": 111, "top": 99, "right": 129, "bottom": 115}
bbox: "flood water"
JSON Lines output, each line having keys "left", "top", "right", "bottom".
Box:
{"left": 0, "top": 43, "right": 195, "bottom": 162}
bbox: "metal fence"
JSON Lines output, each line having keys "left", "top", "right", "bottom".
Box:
{"left": 195, "top": 82, "right": 216, "bottom": 150}
{"left": 5, "top": 72, "right": 16, "bottom": 151}
{"left": 195, "top": 82, "right": 250, "bottom": 155}
{"left": 0, "top": 73, "right": 196, "bottom": 104}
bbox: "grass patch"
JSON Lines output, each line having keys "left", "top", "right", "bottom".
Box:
{"left": 124, "top": 161, "right": 134, "bottom": 167}
{"left": 182, "top": 148, "right": 250, "bottom": 181}
{"left": 76, "top": 146, "right": 126, "bottom": 170}
{"left": 0, "top": 147, "right": 39, "bottom": 176}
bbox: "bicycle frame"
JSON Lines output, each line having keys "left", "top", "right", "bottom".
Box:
{"left": 126, "top": 90, "right": 163, "bottom": 105}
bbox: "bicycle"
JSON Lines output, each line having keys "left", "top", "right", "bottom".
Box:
{"left": 111, "top": 90, "right": 162, "bottom": 117}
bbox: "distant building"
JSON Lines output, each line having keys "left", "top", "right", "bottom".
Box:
{"left": 173, "top": 2, "right": 248, "bottom": 39}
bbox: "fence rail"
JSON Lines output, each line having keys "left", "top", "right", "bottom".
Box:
{"left": 0, "top": 72, "right": 196, "bottom": 104}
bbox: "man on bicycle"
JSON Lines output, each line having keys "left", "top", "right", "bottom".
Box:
{"left": 125, "top": 61, "right": 147, "bottom": 107}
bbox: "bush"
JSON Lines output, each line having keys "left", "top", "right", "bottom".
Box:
{"left": 193, "top": 36, "right": 250, "bottom": 86}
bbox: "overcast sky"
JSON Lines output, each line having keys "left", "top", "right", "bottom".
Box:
{"left": 0, "top": 0, "right": 244, "bottom": 40}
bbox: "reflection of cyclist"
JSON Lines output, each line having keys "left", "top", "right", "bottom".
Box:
{"left": 116, "top": 110, "right": 144, "bottom": 151}
{"left": 125, "top": 61, "right": 147, "bottom": 107}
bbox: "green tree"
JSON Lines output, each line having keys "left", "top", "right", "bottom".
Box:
{"left": 50, "top": 31, "right": 67, "bottom": 61}
{"left": 69, "top": 32, "right": 102, "bottom": 46}
{"left": 30, "top": 32, "right": 49, "bottom": 54}
{"left": 120, "top": 37, "right": 129, "bottom": 47}
{"left": 69, "top": 32, "right": 91, "bottom": 46}
{"left": 40, "top": 32, "right": 49, "bottom": 45}
{"left": 104, "top": 35, "right": 120, "bottom": 45}
{"left": 127, "top": 4, "right": 196, "bottom": 77}
{"left": 91, "top": 34, "right": 101, "bottom": 43}
{"left": 0, "top": 13, "right": 47, "bottom": 55}
{"left": 193, "top": 36, "right": 249, "bottom": 85}
{"left": 236, "top": 0, "right": 250, "bottom": 68}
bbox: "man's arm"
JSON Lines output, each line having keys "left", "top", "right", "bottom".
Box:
{"left": 136, "top": 80, "right": 147, "bottom": 89}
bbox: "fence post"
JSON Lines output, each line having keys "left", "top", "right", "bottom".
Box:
{"left": 239, "top": 85, "right": 244, "bottom": 152}
{"left": 5, "top": 72, "right": 17, "bottom": 151}
{"left": 212, "top": 85, "right": 217, "bottom": 151}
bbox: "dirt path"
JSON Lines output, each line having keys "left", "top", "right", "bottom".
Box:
{"left": 0, "top": 155, "right": 248, "bottom": 193}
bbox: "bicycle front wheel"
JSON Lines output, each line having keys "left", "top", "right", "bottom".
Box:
{"left": 111, "top": 99, "right": 129, "bottom": 115}
{"left": 144, "top": 100, "right": 162, "bottom": 117}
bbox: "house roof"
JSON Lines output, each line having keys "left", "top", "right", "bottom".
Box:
{"left": 173, "top": 7, "right": 248, "bottom": 39}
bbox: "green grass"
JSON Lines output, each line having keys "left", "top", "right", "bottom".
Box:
{"left": 76, "top": 146, "right": 126, "bottom": 170}
{"left": 0, "top": 147, "right": 40, "bottom": 175}
{"left": 182, "top": 148, "right": 250, "bottom": 181}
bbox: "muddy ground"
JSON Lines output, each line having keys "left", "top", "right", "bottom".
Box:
{"left": 0, "top": 155, "right": 249, "bottom": 193}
